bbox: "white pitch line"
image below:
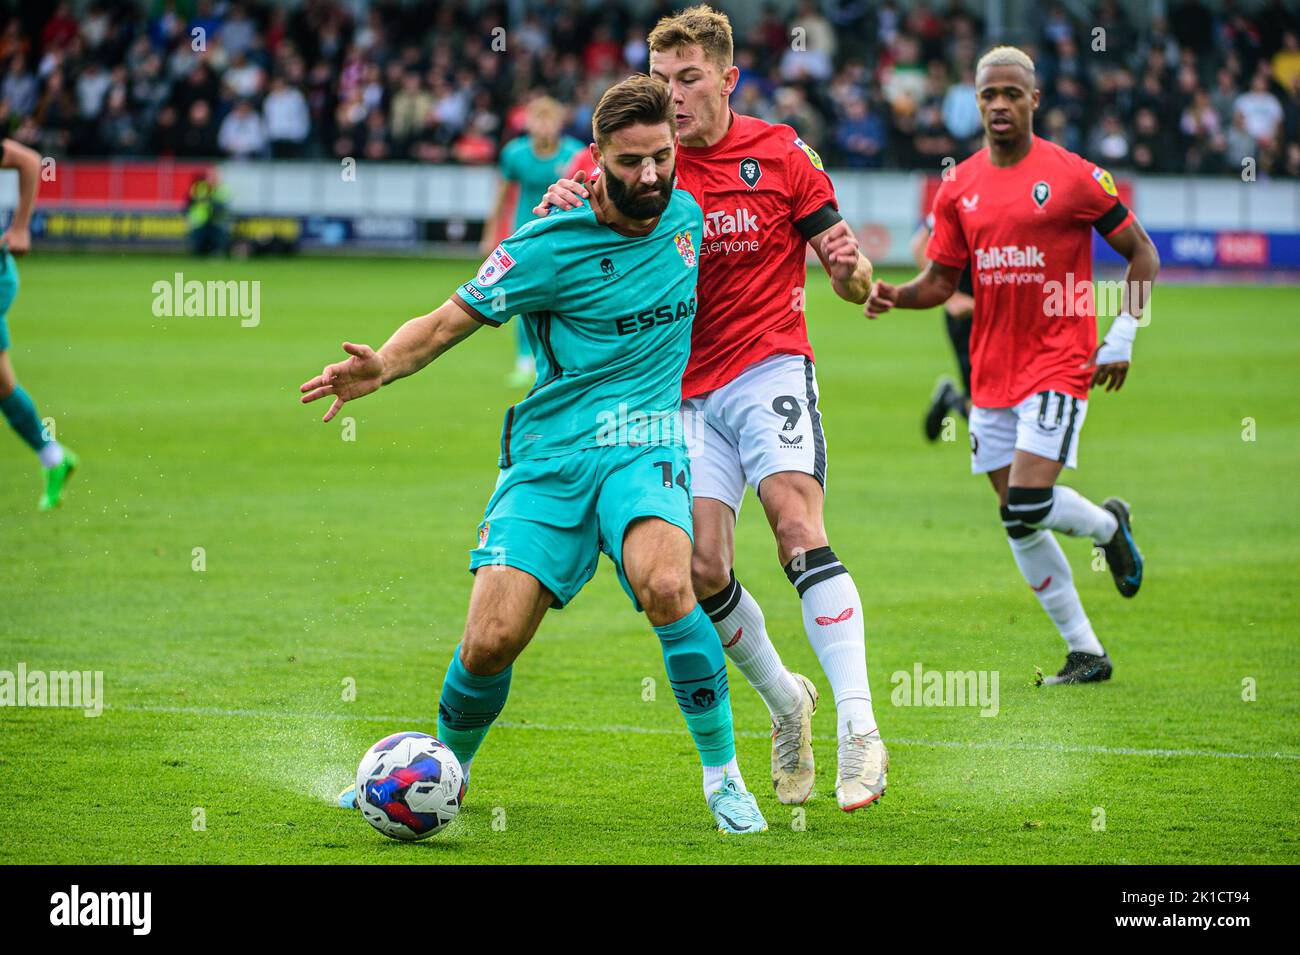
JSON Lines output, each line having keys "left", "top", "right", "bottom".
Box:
{"left": 104, "top": 703, "right": 1300, "bottom": 763}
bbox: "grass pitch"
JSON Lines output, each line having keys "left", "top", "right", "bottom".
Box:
{"left": 1, "top": 253, "right": 1297, "bottom": 864}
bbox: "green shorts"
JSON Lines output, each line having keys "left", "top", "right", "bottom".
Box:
{"left": 469, "top": 442, "right": 693, "bottom": 609}
{"left": 0, "top": 252, "right": 18, "bottom": 352}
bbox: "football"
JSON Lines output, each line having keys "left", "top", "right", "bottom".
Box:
{"left": 355, "top": 732, "right": 465, "bottom": 841}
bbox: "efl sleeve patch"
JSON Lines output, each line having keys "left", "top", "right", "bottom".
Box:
{"left": 793, "top": 136, "right": 825, "bottom": 171}
{"left": 1091, "top": 166, "right": 1118, "bottom": 198}
{"left": 475, "top": 245, "right": 516, "bottom": 287}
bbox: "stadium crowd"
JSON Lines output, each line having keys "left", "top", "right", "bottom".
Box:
{"left": 1, "top": 0, "right": 1298, "bottom": 177}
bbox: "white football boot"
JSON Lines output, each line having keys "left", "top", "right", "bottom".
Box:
{"left": 770, "top": 672, "right": 819, "bottom": 804}
{"left": 835, "top": 722, "right": 888, "bottom": 811}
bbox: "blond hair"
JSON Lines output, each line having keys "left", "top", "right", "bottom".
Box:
{"left": 647, "top": 4, "right": 734, "bottom": 70}
{"left": 527, "top": 96, "right": 565, "bottom": 124}
{"left": 592, "top": 74, "right": 675, "bottom": 146}
{"left": 976, "top": 45, "right": 1036, "bottom": 77}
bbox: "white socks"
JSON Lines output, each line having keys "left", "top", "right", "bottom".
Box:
{"left": 1043, "top": 486, "right": 1118, "bottom": 543}
{"left": 1007, "top": 529, "right": 1105, "bottom": 656}
{"left": 699, "top": 574, "right": 802, "bottom": 717}
{"left": 38, "top": 440, "right": 64, "bottom": 469}
{"left": 703, "top": 757, "right": 746, "bottom": 799}
{"left": 785, "top": 548, "right": 875, "bottom": 739}
{"left": 1010, "top": 485, "right": 1118, "bottom": 543}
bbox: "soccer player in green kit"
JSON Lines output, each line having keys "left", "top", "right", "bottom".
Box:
{"left": 0, "top": 138, "right": 77, "bottom": 511}
{"left": 481, "top": 96, "right": 585, "bottom": 388}
{"left": 302, "top": 76, "right": 767, "bottom": 834}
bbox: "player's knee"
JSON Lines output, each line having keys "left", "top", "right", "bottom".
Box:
{"left": 690, "top": 549, "right": 731, "bottom": 600}
{"left": 1007, "top": 486, "right": 1054, "bottom": 528}
{"left": 459, "top": 622, "right": 520, "bottom": 676}
{"left": 637, "top": 567, "right": 695, "bottom": 626}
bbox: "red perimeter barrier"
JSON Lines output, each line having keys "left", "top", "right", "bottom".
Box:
{"left": 37, "top": 161, "right": 215, "bottom": 209}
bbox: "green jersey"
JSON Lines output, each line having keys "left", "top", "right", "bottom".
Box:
{"left": 499, "top": 135, "right": 586, "bottom": 231}
{"left": 456, "top": 190, "right": 703, "bottom": 468}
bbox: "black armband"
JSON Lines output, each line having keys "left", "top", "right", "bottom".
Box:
{"left": 1093, "top": 200, "right": 1130, "bottom": 236}
{"left": 794, "top": 202, "right": 842, "bottom": 241}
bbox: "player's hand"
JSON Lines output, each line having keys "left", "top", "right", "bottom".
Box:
{"left": 1, "top": 224, "right": 31, "bottom": 256}
{"left": 1083, "top": 349, "right": 1130, "bottom": 392}
{"left": 299, "top": 342, "right": 385, "bottom": 422}
{"left": 533, "top": 169, "right": 590, "bottom": 217}
{"left": 865, "top": 279, "right": 897, "bottom": 319}
{"left": 820, "top": 220, "right": 861, "bottom": 283}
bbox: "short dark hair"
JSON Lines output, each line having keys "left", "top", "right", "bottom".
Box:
{"left": 592, "top": 74, "right": 674, "bottom": 147}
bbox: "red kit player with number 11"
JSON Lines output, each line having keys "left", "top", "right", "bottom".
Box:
{"left": 539, "top": 5, "right": 887, "bottom": 811}
{"left": 868, "top": 46, "right": 1160, "bottom": 686}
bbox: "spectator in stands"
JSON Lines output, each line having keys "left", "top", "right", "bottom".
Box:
{"left": 1235, "top": 73, "right": 1285, "bottom": 151}
{"left": 264, "top": 75, "right": 310, "bottom": 159}
{"left": 177, "top": 99, "right": 219, "bottom": 158}
{"left": 0, "top": 0, "right": 1293, "bottom": 178}
{"left": 2, "top": 54, "right": 36, "bottom": 119}
{"left": 98, "top": 87, "right": 142, "bottom": 156}
{"left": 219, "top": 4, "right": 258, "bottom": 59}
{"left": 389, "top": 72, "right": 431, "bottom": 157}
{"left": 1225, "top": 110, "right": 1258, "bottom": 171}
{"left": 941, "top": 66, "right": 981, "bottom": 143}
{"left": 1181, "top": 89, "right": 1224, "bottom": 162}
{"left": 75, "top": 61, "right": 111, "bottom": 122}
{"left": 1274, "top": 32, "right": 1300, "bottom": 93}
{"left": 219, "top": 97, "right": 268, "bottom": 159}
{"left": 835, "top": 95, "right": 887, "bottom": 168}
{"left": 1092, "top": 112, "right": 1133, "bottom": 168}
{"left": 1131, "top": 107, "right": 1168, "bottom": 172}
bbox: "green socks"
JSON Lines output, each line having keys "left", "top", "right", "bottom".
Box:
{"left": 655, "top": 605, "right": 737, "bottom": 767}
{"left": 1, "top": 385, "right": 46, "bottom": 454}
{"left": 436, "top": 647, "right": 512, "bottom": 769}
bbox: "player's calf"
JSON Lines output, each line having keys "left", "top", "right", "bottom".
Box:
{"left": 1000, "top": 506, "right": 1107, "bottom": 659}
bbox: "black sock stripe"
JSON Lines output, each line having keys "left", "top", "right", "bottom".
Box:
{"left": 698, "top": 572, "right": 741, "bottom": 622}
{"left": 1007, "top": 487, "right": 1054, "bottom": 525}
{"left": 783, "top": 546, "right": 838, "bottom": 581}
{"left": 790, "top": 563, "right": 848, "bottom": 596}
{"left": 1000, "top": 504, "right": 1035, "bottom": 539}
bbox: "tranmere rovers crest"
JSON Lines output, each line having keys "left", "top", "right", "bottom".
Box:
{"left": 674, "top": 230, "right": 697, "bottom": 267}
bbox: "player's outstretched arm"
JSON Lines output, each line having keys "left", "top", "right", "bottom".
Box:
{"left": 532, "top": 168, "right": 591, "bottom": 217}
{"left": 810, "top": 220, "right": 873, "bottom": 305}
{"left": 1084, "top": 218, "right": 1160, "bottom": 393}
{"left": 299, "top": 298, "right": 482, "bottom": 422}
{"left": 1, "top": 138, "right": 42, "bottom": 256}
{"left": 865, "top": 261, "right": 962, "bottom": 319}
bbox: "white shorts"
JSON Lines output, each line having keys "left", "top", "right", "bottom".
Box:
{"left": 680, "top": 353, "right": 826, "bottom": 515}
{"left": 969, "top": 390, "right": 1088, "bottom": 474}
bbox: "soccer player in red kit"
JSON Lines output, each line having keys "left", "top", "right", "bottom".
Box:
{"left": 537, "top": 6, "right": 886, "bottom": 810}
{"left": 868, "top": 46, "right": 1160, "bottom": 685}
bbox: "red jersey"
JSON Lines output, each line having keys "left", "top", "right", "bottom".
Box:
{"left": 675, "top": 112, "right": 842, "bottom": 398}
{"left": 926, "top": 135, "right": 1134, "bottom": 408}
